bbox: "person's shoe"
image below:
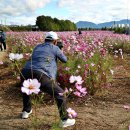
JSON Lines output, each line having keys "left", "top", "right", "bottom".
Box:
{"left": 22, "top": 110, "right": 32, "bottom": 119}
{"left": 59, "top": 119, "right": 76, "bottom": 128}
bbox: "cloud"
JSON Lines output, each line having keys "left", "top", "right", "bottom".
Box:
{"left": 58, "top": 0, "right": 130, "bottom": 23}
{"left": 0, "top": 0, "right": 51, "bottom": 25}
{"left": 0, "top": 0, "right": 51, "bottom": 17}
{"left": 8, "top": 16, "right": 37, "bottom": 25}
{"left": 0, "top": 0, "right": 130, "bottom": 25}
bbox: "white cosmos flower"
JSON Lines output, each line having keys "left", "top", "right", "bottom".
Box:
{"left": 90, "top": 52, "right": 94, "bottom": 56}
{"left": 69, "top": 75, "right": 76, "bottom": 83}
{"left": 77, "top": 65, "right": 81, "bottom": 69}
{"left": 15, "top": 53, "right": 23, "bottom": 60}
{"left": 9, "top": 53, "right": 23, "bottom": 61}
{"left": 75, "top": 76, "right": 83, "bottom": 84}
{"left": 21, "top": 79, "right": 41, "bottom": 95}
{"left": 110, "top": 69, "right": 114, "bottom": 75}
{"left": 9, "top": 53, "right": 15, "bottom": 60}
{"left": 69, "top": 75, "right": 83, "bottom": 84}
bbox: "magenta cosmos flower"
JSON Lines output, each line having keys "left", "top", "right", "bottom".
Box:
{"left": 85, "top": 64, "right": 89, "bottom": 69}
{"left": 67, "top": 108, "right": 77, "bottom": 118}
{"left": 21, "top": 79, "right": 41, "bottom": 95}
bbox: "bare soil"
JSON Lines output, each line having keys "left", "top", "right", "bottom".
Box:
{"left": 0, "top": 53, "right": 130, "bottom": 130}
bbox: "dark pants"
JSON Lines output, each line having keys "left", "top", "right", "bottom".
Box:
{"left": 2, "top": 41, "right": 6, "bottom": 50}
{"left": 21, "top": 69, "right": 68, "bottom": 120}
{"left": 0, "top": 43, "right": 2, "bottom": 51}
{"left": 0, "top": 41, "right": 6, "bottom": 51}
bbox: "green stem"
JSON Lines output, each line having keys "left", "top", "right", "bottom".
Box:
{"left": 14, "top": 61, "right": 25, "bottom": 80}
{"left": 34, "top": 95, "right": 38, "bottom": 130}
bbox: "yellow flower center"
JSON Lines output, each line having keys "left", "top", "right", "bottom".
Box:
{"left": 69, "top": 112, "right": 73, "bottom": 115}
{"left": 29, "top": 85, "right": 34, "bottom": 90}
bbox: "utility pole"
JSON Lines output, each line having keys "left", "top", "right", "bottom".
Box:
{"left": 114, "top": 21, "right": 115, "bottom": 28}
{"left": 125, "top": 0, "right": 129, "bottom": 34}
{"left": 4, "top": 18, "right": 6, "bottom": 26}
{"left": 1, "top": 20, "right": 2, "bottom": 25}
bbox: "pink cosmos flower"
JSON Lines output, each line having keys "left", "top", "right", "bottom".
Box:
{"left": 128, "top": 126, "right": 130, "bottom": 130}
{"left": 123, "top": 105, "right": 130, "bottom": 109}
{"left": 21, "top": 79, "right": 41, "bottom": 95}
{"left": 91, "top": 63, "right": 95, "bottom": 67}
{"left": 74, "top": 91, "right": 82, "bottom": 97}
{"left": 75, "top": 84, "right": 87, "bottom": 96}
{"left": 59, "top": 93, "right": 64, "bottom": 96}
{"left": 85, "top": 64, "right": 89, "bottom": 69}
{"left": 80, "top": 87, "right": 87, "bottom": 95}
{"left": 64, "top": 88, "right": 69, "bottom": 93}
{"left": 0, "top": 61, "right": 3, "bottom": 65}
{"left": 100, "top": 48, "right": 107, "bottom": 56}
{"left": 84, "top": 71, "right": 88, "bottom": 77}
{"left": 24, "top": 53, "right": 31, "bottom": 59}
{"left": 17, "top": 76, "right": 20, "bottom": 80}
{"left": 90, "top": 52, "right": 94, "bottom": 56}
{"left": 67, "top": 108, "right": 77, "bottom": 118}
{"left": 65, "top": 67, "right": 70, "bottom": 71}
{"left": 75, "top": 84, "right": 82, "bottom": 90}
{"left": 59, "top": 88, "right": 73, "bottom": 96}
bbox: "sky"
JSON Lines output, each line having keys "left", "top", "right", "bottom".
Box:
{"left": 0, "top": 0, "right": 130, "bottom": 25}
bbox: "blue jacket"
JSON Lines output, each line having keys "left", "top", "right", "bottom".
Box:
{"left": 0, "top": 32, "right": 6, "bottom": 42}
{"left": 24, "top": 42, "right": 67, "bottom": 79}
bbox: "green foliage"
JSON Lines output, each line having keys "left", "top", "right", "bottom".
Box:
{"left": 36, "top": 15, "right": 77, "bottom": 31}
{"left": 0, "top": 25, "right": 33, "bottom": 32}
{"left": 85, "top": 53, "right": 113, "bottom": 95}
{"left": 52, "top": 123, "right": 63, "bottom": 130}
{"left": 57, "top": 51, "right": 113, "bottom": 95}
{"left": 9, "top": 25, "right": 33, "bottom": 31}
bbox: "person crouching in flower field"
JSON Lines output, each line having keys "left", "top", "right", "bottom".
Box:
{"left": 20, "top": 31, "right": 75, "bottom": 128}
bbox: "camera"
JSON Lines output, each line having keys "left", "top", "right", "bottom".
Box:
{"left": 56, "top": 42, "right": 63, "bottom": 50}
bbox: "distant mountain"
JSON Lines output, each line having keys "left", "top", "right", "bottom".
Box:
{"left": 76, "top": 19, "right": 130, "bottom": 28}
{"left": 76, "top": 21, "right": 97, "bottom": 28}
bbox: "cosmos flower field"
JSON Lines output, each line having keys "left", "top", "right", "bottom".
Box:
{"left": 6, "top": 31, "right": 130, "bottom": 96}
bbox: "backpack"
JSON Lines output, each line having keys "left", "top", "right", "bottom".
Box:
{"left": 0, "top": 33, "right": 5, "bottom": 42}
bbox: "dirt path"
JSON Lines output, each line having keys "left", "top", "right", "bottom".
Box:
{"left": 0, "top": 51, "right": 7, "bottom": 61}
{"left": 0, "top": 55, "right": 130, "bottom": 130}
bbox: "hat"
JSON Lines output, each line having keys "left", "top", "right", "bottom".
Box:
{"left": 45, "top": 31, "right": 58, "bottom": 40}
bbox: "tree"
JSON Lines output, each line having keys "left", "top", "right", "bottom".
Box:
{"left": 36, "top": 15, "right": 77, "bottom": 31}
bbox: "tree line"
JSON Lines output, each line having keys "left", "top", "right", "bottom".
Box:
{"left": 36, "top": 15, "right": 77, "bottom": 31}
{"left": 78, "top": 27, "right": 130, "bottom": 34}
{"left": 0, "top": 15, "right": 77, "bottom": 31}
